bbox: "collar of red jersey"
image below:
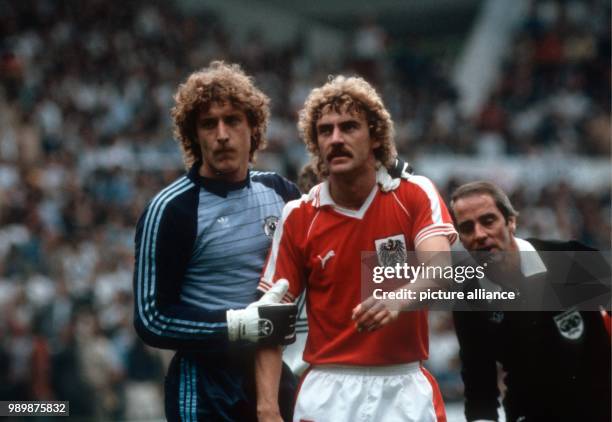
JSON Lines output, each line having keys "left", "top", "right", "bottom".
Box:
{"left": 312, "top": 180, "right": 379, "bottom": 219}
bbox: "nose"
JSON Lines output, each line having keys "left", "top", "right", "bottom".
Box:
{"left": 473, "top": 223, "right": 487, "bottom": 243}
{"left": 331, "top": 125, "right": 344, "bottom": 145}
{"left": 217, "top": 121, "right": 229, "bottom": 143}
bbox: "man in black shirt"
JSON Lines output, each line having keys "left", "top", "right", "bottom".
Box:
{"left": 450, "top": 181, "right": 610, "bottom": 422}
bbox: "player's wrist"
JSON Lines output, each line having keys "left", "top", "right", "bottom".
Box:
{"left": 226, "top": 304, "right": 297, "bottom": 344}
{"left": 226, "top": 307, "right": 259, "bottom": 342}
{"left": 256, "top": 403, "right": 282, "bottom": 422}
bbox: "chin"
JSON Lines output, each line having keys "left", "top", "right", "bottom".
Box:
{"left": 212, "top": 160, "right": 239, "bottom": 172}
{"left": 328, "top": 163, "right": 355, "bottom": 175}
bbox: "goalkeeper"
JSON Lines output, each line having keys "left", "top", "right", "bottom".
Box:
{"left": 132, "top": 61, "right": 300, "bottom": 421}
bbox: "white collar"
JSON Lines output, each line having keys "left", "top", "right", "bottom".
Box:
{"left": 317, "top": 180, "right": 379, "bottom": 220}
{"left": 515, "top": 237, "right": 547, "bottom": 277}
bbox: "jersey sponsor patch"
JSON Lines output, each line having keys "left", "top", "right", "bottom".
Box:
{"left": 375, "top": 234, "right": 407, "bottom": 267}
{"left": 263, "top": 216, "right": 279, "bottom": 238}
{"left": 553, "top": 308, "right": 584, "bottom": 340}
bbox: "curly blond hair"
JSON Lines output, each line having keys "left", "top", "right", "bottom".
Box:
{"left": 297, "top": 75, "right": 396, "bottom": 177}
{"left": 171, "top": 61, "right": 270, "bottom": 169}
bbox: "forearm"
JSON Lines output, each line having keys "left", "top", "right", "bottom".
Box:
{"left": 133, "top": 302, "right": 234, "bottom": 351}
{"left": 255, "top": 346, "right": 283, "bottom": 421}
{"left": 387, "top": 237, "right": 453, "bottom": 311}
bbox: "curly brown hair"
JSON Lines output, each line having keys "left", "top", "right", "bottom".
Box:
{"left": 297, "top": 75, "right": 396, "bottom": 177}
{"left": 171, "top": 61, "right": 270, "bottom": 169}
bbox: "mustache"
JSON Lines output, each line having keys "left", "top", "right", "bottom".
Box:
{"left": 326, "top": 147, "right": 352, "bottom": 161}
{"left": 214, "top": 147, "right": 236, "bottom": 155}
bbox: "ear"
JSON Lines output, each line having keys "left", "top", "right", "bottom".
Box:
{"left": 507, "top": 215, "right": 517, "bottom": 235}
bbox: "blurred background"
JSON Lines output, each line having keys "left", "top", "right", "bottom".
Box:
{"left": 0, "top": 0, "right": 609, "bottom": 420}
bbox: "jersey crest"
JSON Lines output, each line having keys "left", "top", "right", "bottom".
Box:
{"left": 553, "top": 308, "right": 584, "bottom": 340}
{"left": 263, "top": 216, "right": 279, "bottom": 238}
{"left": 375, "top": 234, "right": 407, "bottom": 267}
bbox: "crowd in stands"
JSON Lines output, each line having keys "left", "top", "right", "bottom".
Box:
{"left": 0, "top": 0, "right": 609, "bottom": 418}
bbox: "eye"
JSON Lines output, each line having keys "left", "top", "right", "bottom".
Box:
{"left": 481, "top": 215, "right": 496, "bottom": 226}
{"left": 198, "top": 118, "right": 217, "bottom": 130}
{"left": 458, "top": 221, "right": 474, "bottom": 234}
{"left": 317, "top": 125, "right": 332, "bottom": 136}
{"left": 224, "top": 115, "right": 242, "bottom": 126}
{"left": 340, "top": 121, "right": 359, "bottom": 132}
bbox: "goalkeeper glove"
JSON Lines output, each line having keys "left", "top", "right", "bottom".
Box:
{"left": 226, "top": 279, "right": 297, "bottom": 345}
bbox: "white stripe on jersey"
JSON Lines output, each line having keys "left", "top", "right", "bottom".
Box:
{"left": 260, "top": 196, "right": 305, "bottom": 302}
{"left": 406, "top": 175, "right": 443, "bottom": 224}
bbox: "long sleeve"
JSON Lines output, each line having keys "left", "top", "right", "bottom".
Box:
{"left": 132, "top": 178, "right": 234, "bottom": 351}
{"left": 453, "top": 311, "right": 500, "bottom": 421}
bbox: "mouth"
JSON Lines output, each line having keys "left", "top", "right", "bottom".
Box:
{"left": 215, "top": 149, "right": 235, "bottom": 158}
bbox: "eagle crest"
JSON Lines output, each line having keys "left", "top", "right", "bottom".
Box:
{"left": 377, "top": 237, "right": 407, "bottom": 267}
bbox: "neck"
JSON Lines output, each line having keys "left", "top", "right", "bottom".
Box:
{"left": 328, "top": 167, "right": 376, "bottom": 209}
{"left": 199, "top": 163, "right": 247, "bottom": 183}
{"left": 486, "top": 238, "right": 523, "bottom": 288}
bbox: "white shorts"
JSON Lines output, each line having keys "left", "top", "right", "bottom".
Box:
{"left": 293, "top": 363, "right": 446, "bottom": 422}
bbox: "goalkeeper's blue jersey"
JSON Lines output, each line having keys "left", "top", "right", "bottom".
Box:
{"left": 133, "top": 162, "right": 300, "bottom": 351}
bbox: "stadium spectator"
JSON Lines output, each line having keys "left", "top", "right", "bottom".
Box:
{"left": 450, "top": 181, "right": 611, "bottom": 422}
{"left": 132, "top": 61, "right": 299, "bottom": 421}
{"left": 256, "top": 75, "right": 456, "bottom": 421}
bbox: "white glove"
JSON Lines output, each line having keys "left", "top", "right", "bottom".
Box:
{"left": 226, "top": 279, "right": 297, "bottom": 344}
{"left": 248, "top": 279, "right": 289, "bottom": 307}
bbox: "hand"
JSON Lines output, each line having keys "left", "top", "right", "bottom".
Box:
{"left": 227, "top": 279, "right": 297, "bottom": 345}
{"left": 377, "top": 157, "right": 412, "bottom": 192}
{"left": 351, "top": 296, "right": 399, "bottom": 332}
{"left": 249, "top": 279, "right": 290, "bottom": 307}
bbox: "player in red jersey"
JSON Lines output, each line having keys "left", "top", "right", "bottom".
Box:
{"left": 255, "top": 75, "right": 457, "bottom": 421}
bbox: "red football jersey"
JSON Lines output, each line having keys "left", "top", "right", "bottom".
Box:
{"left": 259, "top": 177, "right": 457, "bottom": 365}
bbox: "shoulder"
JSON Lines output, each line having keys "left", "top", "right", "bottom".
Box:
{"left": 398, "top": 174, "right": 441, "bottom": 195}
{"left": 141, "top": 176, "right": 198, "bottom": 219}
{"left": 135, "top": 175, "right": 198, "bottom": 240}
{"left": 276, "top": 185, "right": 323, "bottom": 230}
{"left": 391, "top": 174, "right": 445, "bottom": 209}
{"left": 251, "top": 171, "right": 301, "bottom": 202}
{"left": 281, "top": 193, "right": 314, "bottom": 222}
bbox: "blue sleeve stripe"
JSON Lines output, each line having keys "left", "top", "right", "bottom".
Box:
{"left": 137, "top": 177, "right": 210, "bottom": 334}
{"left": 190, "top": 363, "right": 197, "bottom": 421}
{"left": 179, "top": 358, "right": 187, "bottom": 422}
{"left": 135, "top": 176, "right": 226, "bottom": 338}
{"left": 179, "top": 358, "right": 197, "bottom": 422}
{"left": 137, "top": 177, "right": 190, "bottom": 333}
